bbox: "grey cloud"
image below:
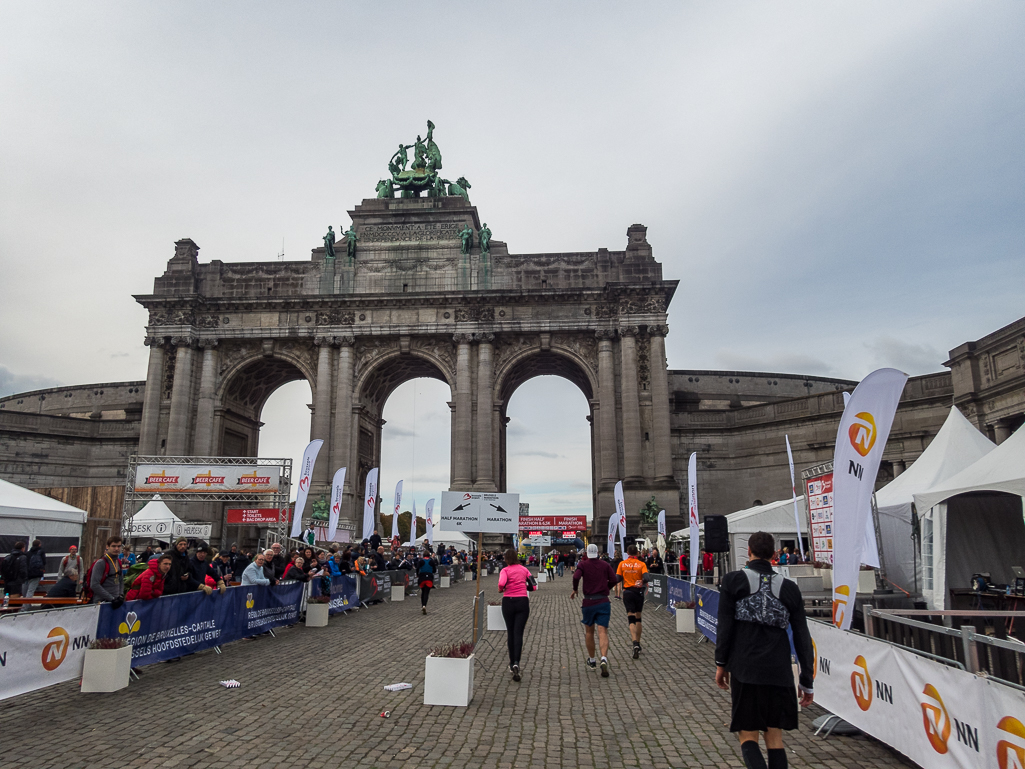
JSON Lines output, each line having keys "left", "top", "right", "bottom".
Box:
{"left": 864, "top": 336, "right": 945, "bottom": 376}
{"left": 0, "top": 366, "right": 63, "bottom": 398}
{"left": 513, "top": 450, "right": 561, "bottom": 459}
{"left": 712, "top": 351, "right": 837, "bottom": 378}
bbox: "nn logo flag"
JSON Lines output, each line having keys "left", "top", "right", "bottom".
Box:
{"left": 391, "top": 480, "right": 403, "bottom": 541}
{"left": 291, "top": 440, "right": 323, "bottom": 538}
{"left": 830, "top": 368, "right": 906, "bottom": 630}
{"left": 328, "top": 467, "right": 346, "bottom": 541}
{"left": 688, "top": 452, "right": 699, "bottom": 582}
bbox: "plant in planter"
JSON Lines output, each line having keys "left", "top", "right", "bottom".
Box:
{"left": 424, "top": 641, "right": 475, "bottom": 706}
{"left": 674, "top": 600, "right": 696, "bottom": 634}
{"left": 306, "top": 595, "right": 331, "bottom": 627}
{"left": 486, "top": 601, "right": 506, "bottom": 632}
{"left": 81, "top": 637, "right": 133, "bottom": 693}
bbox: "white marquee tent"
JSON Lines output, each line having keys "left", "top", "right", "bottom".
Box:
{"left": 416, "top": 529, "right": 474, "bottom": 551}
{"left": 671, "top": 496, "right": 809, "bottom": 570}
{"left": 872, "top": 407, "right": 995, "bottom": 595}
{"left": 126, "top": 495, "right": 184, "bottom": 540}
{"left": 913, "top": 422, "right": 1025, "bottom": 608}
{"left": 0, "top": 477, "right": 88, "bottom": 539}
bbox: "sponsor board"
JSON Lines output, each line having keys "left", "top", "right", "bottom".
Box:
{"left": 810, "top": 621, "right": 1025, "bottom": 769}
{"left": 310, "top": 574, "right": 359, "bottom": 613}
{"left": 0, "top": 605, "right": 99, "bottom": 700}
{"left": 135, "top": 465, "right": 281, "bottom": 494}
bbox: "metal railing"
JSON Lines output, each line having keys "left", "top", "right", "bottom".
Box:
{"left": 864, "top": 606, "right": 1025, "bottom": 690}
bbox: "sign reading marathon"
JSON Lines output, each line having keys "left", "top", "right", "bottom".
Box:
{"left": 518, "top": 515, "right": 588, "bottom": 531}
{"left": 439, "top": 491, "right": 520, "bottom": 534}
{"left": 135, "top": 465, "right": 281, "bottom": 495}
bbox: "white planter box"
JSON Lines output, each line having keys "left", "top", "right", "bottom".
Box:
{"left": 80, "top": 644, "right": 133, "bottom": 693}
{"left": 306, "top": 602, "right": 330, "bottom": 627}
{"left": 537, "top": 572, "right": 547, "bottom": 583}
{"left": 464, "top": 572, "right": 472, "bottom": 582}
{"left": 391, "top": 585, "right": 405, "bottom": 601}
{"left": 424, "top": 654, "right": 474, "bottom": 706}
{"left": 487, "top": 605, "right": 506, "bottom": 631}
{"left": 815, "top": 568, "right": 833, "bottom": 589}
{"left": 439, "top": 575, "right": 451, "bottom": 588}
{"left": 675, "top": 608, "right": 695, "bottom": 633}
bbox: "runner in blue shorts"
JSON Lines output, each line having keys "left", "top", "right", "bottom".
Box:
{"left": 571, "top": 543, "right": 619, "bottom": 677}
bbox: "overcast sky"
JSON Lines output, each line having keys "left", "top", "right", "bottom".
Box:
{"left": 2, "top": 3, "right": 1022, "bottom": 515}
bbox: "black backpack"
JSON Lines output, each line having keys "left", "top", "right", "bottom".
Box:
{"left": 1, "top": 552, "right": 19, "bottom": 582}
{"left": 734, "top": 569, "right": 790, "bottom": 629}
{"left": 27, "top": 549, "right": 46, "bottom": 578}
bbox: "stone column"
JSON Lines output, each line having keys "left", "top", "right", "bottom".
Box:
{"left": 165, "top": 337, "right": 196, "bottom": 456}
{"left": 994, "top": 422, "right": 1012, "bottom": 445}
{"left": 892, "top": 459, "right": 906, "bottom": 477}
{"left": 139, "top": 337, "right": 165, "bottom": 455}
{"left": 330, "top": 335, "right": 355, "bottom": 483}
{"left": 619, "top": 326, "right": 643, "bottom": 481}
{"left": 596, "top": 330, "right": 619, "bottom": 482}
{"left": 452, "top": 333, "right": 474, "bottom": 488}
{"left": 648, "top": 325, "right": 674, "bottom": 481}
{"left": 475, "top": 333, "right": 495, "bottom": 489}
{"left": 192, "top": 340, "right": 219, "bottom": 456}
{"left": 311, "top": 337, "right": 335, "bottom": 487}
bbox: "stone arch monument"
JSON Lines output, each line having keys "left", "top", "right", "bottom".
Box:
{"left": 134, "top": 123, "right": 680, "bottom": 538}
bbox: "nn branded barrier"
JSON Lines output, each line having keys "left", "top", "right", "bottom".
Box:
{"left": 96, "top": 583, "right": 304, "bottom": 667}
{"left": 810, "top": 621, "right": 1025, "bottom": 769}
{"left": 666, "top": 577, "right": 719, "bottom": 643}
{"left": 0, "top": 604, "right": 100, "bottom": 701}
{"left": 309, "top": 574, "right": 359, "bottom": 614}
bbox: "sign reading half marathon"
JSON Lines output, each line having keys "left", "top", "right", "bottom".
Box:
{"left": 439, "top": 492, "right": 520, "bottom": 534}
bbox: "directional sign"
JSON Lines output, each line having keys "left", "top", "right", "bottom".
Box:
{"left": 439, "top": 492, "right": 520, "bottom": 534}
{"left": 526, "top": 535, "right": 551, "bottom": 547}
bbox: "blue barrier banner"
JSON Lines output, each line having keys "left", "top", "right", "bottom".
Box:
{"left": 311, "top": 574, "right": 359, "bottom": 614}
{"left": 666, "top": 577, "right": 719, "bottom": 643}
{"left": 667, "top": 577, "right": 692, "bottom": 613}
{"left": 98, "top": 583, "right": 304, "bottom": 666}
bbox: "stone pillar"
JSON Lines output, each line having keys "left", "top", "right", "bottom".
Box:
{"left": 892, "top": 460, "right": 906, "bottom": 477}
{"left": 475, "top": 333, "right": 495, "bottom": 489}
{"left": 452, "top": 333, "right": 474, "bottom": 488}
{"left": 166, "top": 338, "right": 196, "bottom": 456}
{"left": 619, "top": 326, "right": 643, "bottom": 481}
{"left": 330, "top": 335, "right": 355, "bottom": 483}
{"left": 596, "top": 330, "right": 619, "bottom": 482}
{"left": 311, "top": 337, "right": 335, "bottom": 487}
{"left": 139, "top": 337, "right": 165, "bottom": 455}
{"left": 994, "top": 422, "right": 1012, "bottom": 445}
{"left": 648, "top": 326, "right": 674, "bottom": 481}
{"left": 192, "top": 340, "right": 219, "bottom": 456}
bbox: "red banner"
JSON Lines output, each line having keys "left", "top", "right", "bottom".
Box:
{"left": 519, "top": 515, "right": 587, "bottom": 531}
{"left": 226, "top": 508, "right": 283, "bottom": 524}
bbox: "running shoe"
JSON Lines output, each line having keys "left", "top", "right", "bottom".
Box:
{"left": 512, "top": 664, "right": 521, "bottom": 682}
{"left": 587, "top": 658, "right": 597, "bottom": 672}
{"left": 600, "top": 657, "right": 609, "bottom": 677}
{"left": 632, "top": 643, "right": 640, "bottom": 660}
{"left": 421, "top": 607, "right": 427, "bottom": 615}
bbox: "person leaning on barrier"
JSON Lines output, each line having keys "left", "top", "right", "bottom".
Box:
{"left": 268, "top": 542, "right": 287, "bottom": 578}
{"left": 126, "top": 554, "right": 172, "bottom": 601}
{"left": 715, "top": 531, "right": 814, "bottom": 769}
{"left": 260, "top": 550, "right": 279, "bottom": 585}
{"left": 281, "top": 555, "right": 309, "bottom": 582}
{"left": 163, "top": 537, "right": 197, "bottom": 595}
{"left": 188, "top": 543, "right": 223, "bottom": 595}
{"left": 212, "top": 550, "right": 234, "bottom": 584}
{"left": 47, "top": 568, "right": 79, "bottom": 598}
{"left": 242, "top": 552, "right": 271, "bottom": 586}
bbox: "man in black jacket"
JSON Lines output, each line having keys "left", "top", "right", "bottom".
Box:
{"left": 188, "top": 543, "right": 220, "bottom": 594}
{"left": 715, "top": 531, "right": 814, "bottom": 769}
{"left": 2, "top": 541, "right": 29, "bottom": 597}
{"left": 368, "top": 529, "right": 382, "bottom": 552}
{"left": 24, "top": 539, "right": 47, "bottom": 598}
{"left": 163, "top": 538, "right": 200, "bottom": 595}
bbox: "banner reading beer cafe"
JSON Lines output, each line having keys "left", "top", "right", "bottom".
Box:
{"left": 135, "top": 464, "right": 281, "bottom": 494}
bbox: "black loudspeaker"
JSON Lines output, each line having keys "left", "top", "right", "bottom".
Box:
{"left": 704, "top": 515, "right": 729, "bottom": 553}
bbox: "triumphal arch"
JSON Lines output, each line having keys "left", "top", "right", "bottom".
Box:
{"left": 134, "top": 122, "right": 680, "bottom": 536}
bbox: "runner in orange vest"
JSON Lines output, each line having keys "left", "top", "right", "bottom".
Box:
{"left": 615, "top": 544, "right": 650, "bottom": 659}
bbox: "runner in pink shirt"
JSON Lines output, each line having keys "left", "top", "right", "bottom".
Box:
{"left": 498, "top": 547, "right": 534, "bottom": 681}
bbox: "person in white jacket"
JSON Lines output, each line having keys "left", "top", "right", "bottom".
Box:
{"left": 241, "top": 553, "right": 270, "bottom": 585}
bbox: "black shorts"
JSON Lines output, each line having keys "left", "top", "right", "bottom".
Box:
{"left": 622, "top": 588, "right": 644, "bottom": 613}
{"left": 729, "top": 678, "right": 798, "bottom": 732}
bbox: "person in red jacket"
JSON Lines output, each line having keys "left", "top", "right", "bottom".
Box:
{"left": 126, "top": 554, "right": 172, "bottom": 601}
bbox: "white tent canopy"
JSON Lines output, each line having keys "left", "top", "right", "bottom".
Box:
{"left": 127, "top": 495, "right": 184, "bottom": 539}
{"left": 914, "top": 420, "right": 1025, "bottom": 512}
{"left": 0, "top": 477, "right": 88, "bottom": 538}
{"left": 416, "top": 529, "right": 474, "bottom": 551}
{"left": 671, "top": 496, "right": 809, "bottom": 569}
{"left": 872, "top": 407, "right": 995, "bottom": 593}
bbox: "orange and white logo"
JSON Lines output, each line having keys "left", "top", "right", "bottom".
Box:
{"left": 997, "top": 716, "right": 1025, "bottom": 769}
{"left": 145, "top": 470, "right": 179, "bottom": 486}
{"left": 848, "top": 412, "right": 878, "bottom": 457}
{"left": 192, "top": 471, "right": 226, "bottom": 486}
{"left": 812, "top": 638, "right": 818, "bottom": 681}
{"left": 921, "top": 683, "right": 951, "bottom": 754}
{"left": 239, "top": 472, "right": 271, "bottom": 486}
{"left": 832, "top": 585, "right": 851, "bottom": 628}
{"left": 851, "top": 655, "right": 873, "bottom": 711}
{"left": 41, "top": 627, "right": 70, "bottom": 671}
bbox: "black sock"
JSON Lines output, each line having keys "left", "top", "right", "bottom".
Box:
{"left": 767, "top": 748, "right": 787, "bottom": 769}
{"left": 741, "top": 741, "right": 767, "bottom": 769}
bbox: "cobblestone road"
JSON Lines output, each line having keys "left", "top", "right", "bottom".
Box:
{"left": 0, "top": 573, "right": 917, "bottom": 769}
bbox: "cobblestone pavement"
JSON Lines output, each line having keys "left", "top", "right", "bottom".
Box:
{"left": 0, "top": 574, "right": 917, "bottom": 769}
